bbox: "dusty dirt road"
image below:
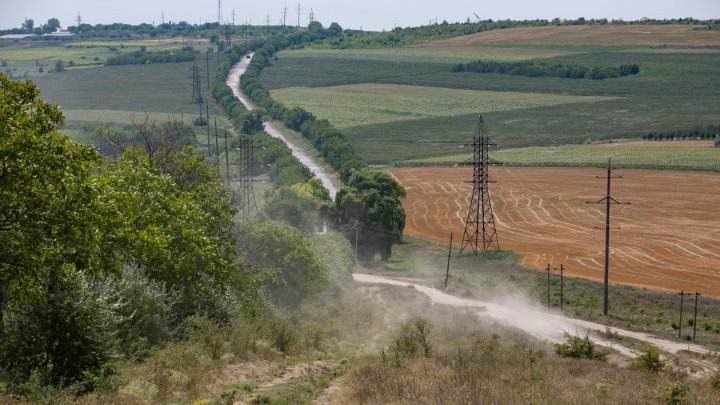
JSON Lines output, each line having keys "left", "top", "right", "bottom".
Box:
{"left": 354, "top": 273, "right": 717, "bottom": 375}
{"left": 225, "top": 54, "right": 339, "bottom": 199}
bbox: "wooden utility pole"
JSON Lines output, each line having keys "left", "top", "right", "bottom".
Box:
{"left": 444, "top": 233, "right": 453, "bottom": 289}
{"left": 587, "top": 159, "right": 629, "bottom": 316}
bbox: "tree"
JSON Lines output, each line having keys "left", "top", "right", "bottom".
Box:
{"left": 44, "top": 18, "right": 60, "bottom": 33}
{"left": 54, "top": 60, "right": 64, "bottom": 72}
{"left": 265, "top": 179, "right": 330, "bottom": 233}
{"left": 21, "top": 18, "right": 34, "bottom": 33}
{"left": 0, "top": 73, "right": 100, "bottom": 332}
{"left": 94, "top": 149, "right": 235, "bottom": 315}
{"left": 334, "top": 170, "right": 406, "bottom": 262}
{"left": 236, "top": 221, "right": 326, "bottom": 309}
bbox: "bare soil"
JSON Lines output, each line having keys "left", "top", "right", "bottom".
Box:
{"left": 390, "top": 167, "right": 720, "bottom": 297}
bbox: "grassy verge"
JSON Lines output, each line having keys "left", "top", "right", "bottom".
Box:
{"left": 363, "top": 236, "right": 720, "bottom": 351}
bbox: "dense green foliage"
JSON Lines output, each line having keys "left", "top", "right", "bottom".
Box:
{"left": 105, "top": 46, "right": 196, "bottom": 65}
{"left": 0, "top": 73, "right": 100, "bottom": 317}
{"left": 453, "top": 60, "right": 640, "bottom": 80}
{"left": 641, "top": 124, "right": 720, "bottom": 141}
{"left": 236, "top": 221, "right": 327, "bottom": 309}
{"left": 0, "top": 268, "right": 116, "bottom": 390}
{"left": 0, "top": 75, "right": 238, "bottom": 388}
{"left": 334, "top": 170, "right": 406, "bottom": 262}
{"left": 265, "top": 179, "right": 331, "bottom": 233}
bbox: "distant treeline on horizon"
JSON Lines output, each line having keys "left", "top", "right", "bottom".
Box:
{"left": 2, "top": 17, "right": 718, "bottom": 39}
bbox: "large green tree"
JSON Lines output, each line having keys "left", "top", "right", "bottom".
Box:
{"left": 334, "top": 170, "right": 406, "bottom": 262}
{"left": 94, "top": 148, "right": 235, "bottom": 313}
{"left": 0, "top": 73, "right": 100, "bottom": 331}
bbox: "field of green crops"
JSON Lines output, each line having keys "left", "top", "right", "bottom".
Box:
{"left": 271, "top": 83, "right": 617, "bottom": 129}
{"left": 404, "top": 143, "right": 720, "bottom": 172}
{"left": 3, "top": 51, "right": 226, "bottom": 147}
{"left": 261, "top": 34, "right": 720, "bottom": 166}
{"left": 0, "top": 40, "right": 188, "bottom": 77}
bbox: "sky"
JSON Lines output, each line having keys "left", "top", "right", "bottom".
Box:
{"left": 2, "top": 0, "right": 719, "bottom": 32}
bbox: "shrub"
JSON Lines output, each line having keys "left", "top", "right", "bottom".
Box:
{"left": 709, "top": 370, "right": 720, "bottom": 390}
{"left": 384, "top": 318, "right": 433, "bottom": 366}
{"left": 108, "top": 265, "right": 178, "bottom": 357}
{"left": 658, "top": 383, "right": 689, "bottom": 405}
{"left": 0, "top": 267, "right": 117, "bottom": 390}
{"left": 553, "top": 331, "right": 608, "bottom": 360}
{"left": 632, "top": 344, "right": 665, "bottom": 373}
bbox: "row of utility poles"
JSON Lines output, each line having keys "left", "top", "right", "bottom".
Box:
{"left": 678, "top": 291, "right": 702, "bottom": 342}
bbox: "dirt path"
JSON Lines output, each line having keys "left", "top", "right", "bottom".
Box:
{"left": 225, "top": 53, "right": 339, "bottom": 199}
{"left": 353, "top": 273, "right": 717, "bottom": 375}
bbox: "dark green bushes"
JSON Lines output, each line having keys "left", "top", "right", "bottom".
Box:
{"left": 641, "top": 124, "right": 720, "bottom": 141}
{"left": 453, "top": 60, "right": 640, "bottom": 80}
{"left": 105, "top": 46, "right": 196, "bottom": 65}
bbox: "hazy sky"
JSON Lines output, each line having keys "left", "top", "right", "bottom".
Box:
{"left": 2, "top": 0, "right": 718, "bottom": 31}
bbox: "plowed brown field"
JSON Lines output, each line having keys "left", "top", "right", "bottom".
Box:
{"left": 390, "top": 167, "right": 720, "bottom": 297}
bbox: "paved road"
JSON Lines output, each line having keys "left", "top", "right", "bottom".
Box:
{"left": 225, "top": 53, "right": 339, "bottom": 199}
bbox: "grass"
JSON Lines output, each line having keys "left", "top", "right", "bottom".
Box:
{"left": 0, "top": 40, "right": 184, "bottom": 77}
{"left": 337, "top": 323, "right": 720, "bottom": 404}
{"left": 367, "top": 236, "right": 720, "bottom": 351}
{"left": 403, "top": 143, "right": 720, "bottom": 172}
{"left": 271, "top": 83, "right": 617, "bottom": 130}
{"left": 261, "top": 49, "right": 720, "bottom": 164}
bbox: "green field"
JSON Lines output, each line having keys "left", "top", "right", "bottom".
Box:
{"left": 404, "top": 142, "right": 720, "bottom": 172}
{"left": 271, "top": 83, "right": 617, "bottom": 129}
{"left": 261, "top": 39, "right": 720, "bottom": 165}
{"left": 19, "top": 57, "right": 226, "bottom": 147}
{"left": 0, "top": 40, "right": 185, "bottom": 77}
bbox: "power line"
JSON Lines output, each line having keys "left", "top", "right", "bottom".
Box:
{"left": 585, "top": 159, "right": 630, "bottom": 316}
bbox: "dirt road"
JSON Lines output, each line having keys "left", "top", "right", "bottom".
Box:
{"left": 354, "top": 273, "right": 717, "bottom": 374}
{"left": 225, "top": 54, "right": 339, "bottom": 199}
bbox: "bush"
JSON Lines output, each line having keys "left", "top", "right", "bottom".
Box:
{"left": 384, "top": 318, "right": 433, "bottom": 366}
{"left": 108, "top": 265, "right": 178, "bottom": 358}
{"left": 632, "top": 344, "right": 665, "bottom": 373}
{"left": 0, "top": 267, "right": 117, "bottom": 390}
{"left": 658, "top": 383, "right": 689, "bottom": 405}
{"left": 553, "top": 331, "right": 608, "bottom": 360}
{"left": 53, "top": 60, "right": 64, "bottom": 72}
{"left": 709, "top": 370, "right": 720, "bottom": 390}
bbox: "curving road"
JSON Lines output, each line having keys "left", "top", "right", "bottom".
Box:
{"left": 226, "top": 53, "right": 339, "bottom": 199}
{"left": 354, "top": 273, "right": 717, "bottom": 375}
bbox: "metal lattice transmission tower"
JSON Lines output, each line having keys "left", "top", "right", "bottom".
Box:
{"left": 217, "top": 0, "right": 223, "bottom": 24}
{"left": 459, "top": 115, "right": 500, "bottom": 254}
{"left": 190, "top": 65, "right": 202, "bottom": 104}
{"left": 237, "top": 137, "right": 258, "bottom": 219}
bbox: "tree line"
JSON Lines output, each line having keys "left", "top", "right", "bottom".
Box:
{"left": 639, "top": 125, "right": 720, "bottom": 143}
{"left": 105, "top": 46, "right": 196, "bottom": 65}
{"left": 452, "top": 60, "right": 640, "bottom": 80}
{"left": 211, "top": 27, "right": 405, "bottom": 263}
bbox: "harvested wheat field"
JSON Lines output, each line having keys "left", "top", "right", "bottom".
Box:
{"left": 390, "top": 167, "right": 720, "bottom": 297}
